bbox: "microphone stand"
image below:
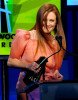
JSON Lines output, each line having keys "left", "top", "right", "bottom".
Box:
{"left": 56, "top": 36, "right": 78, "bottom": 57}
{"left": 62, "top": 46, "right": 78, "bottom": 57}
{"left": 23, "top": 36, "right": 62, "bottom": 93}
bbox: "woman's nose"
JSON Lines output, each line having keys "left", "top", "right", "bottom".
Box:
{"left": 47, "top": 21, "right": 50, "bottom": 26}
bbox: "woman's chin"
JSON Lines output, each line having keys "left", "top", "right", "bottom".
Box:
{"left": 43, "top": 30, "right": 51, "bottom": 34}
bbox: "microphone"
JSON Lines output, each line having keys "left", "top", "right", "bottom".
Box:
{"left": 55, "top": 36, "right": 62, "bottom": 47}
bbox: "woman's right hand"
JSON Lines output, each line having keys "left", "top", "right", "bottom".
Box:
{"left": 28, "top": 62, "right": 39, "bottom": 73}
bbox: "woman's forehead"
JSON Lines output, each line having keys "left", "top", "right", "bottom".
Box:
{"left": 47, "top": 12, "right": 56, "bottom": 19}
{"left": 43, "top": 11, "right": 56, "bottom": 19}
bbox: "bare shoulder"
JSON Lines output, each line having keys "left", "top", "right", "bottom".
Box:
{"left": 29, "top": 30, "right": 38, "bottom": 40}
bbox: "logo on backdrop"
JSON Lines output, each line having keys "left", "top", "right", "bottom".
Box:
{"left": 0, "top": 0, "right": 15, "bottom": 47}
{"left": 0, "top": 0, "right": 12, "bottom": 33}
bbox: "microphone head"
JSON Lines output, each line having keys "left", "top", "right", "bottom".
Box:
{"left": 55, "top": 36, "right": 62, "bottom": 47}
{"left": 59, "top": 36, "right": 62, "bottom": 40}
{"left": 55, "top": 36, "right": 62, "bottom": 41}
{"left": 55, "top": 36, "right": 59, "bottom": 41}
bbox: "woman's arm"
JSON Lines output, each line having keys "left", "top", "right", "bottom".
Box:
{"left": 7, "top": 57, "right": 39, "bottom": 72}
{"left": 7, "top": 29, "right": 32, "bottom": 69}
{"left": 7, "top": 58, "right": 29, "bottom": 68}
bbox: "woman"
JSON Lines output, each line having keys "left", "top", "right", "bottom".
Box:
{"left": 7, "top": 3, "right": 66, "bottom": 100}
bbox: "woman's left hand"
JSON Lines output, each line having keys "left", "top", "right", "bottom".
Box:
{"left": 52, "top": 70, "right": 63, "bottom": 81}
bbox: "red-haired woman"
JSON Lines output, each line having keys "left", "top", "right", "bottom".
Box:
{"left": 7, "top": 3, "right": 66, "bottom": 100}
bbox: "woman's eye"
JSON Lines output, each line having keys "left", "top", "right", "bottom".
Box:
{"left": 50, "top": 20, "right": 54, "bottom": 22}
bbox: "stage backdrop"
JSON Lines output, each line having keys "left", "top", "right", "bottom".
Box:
{"left": 0, "top": 0, "right": 61, "bottom": 56}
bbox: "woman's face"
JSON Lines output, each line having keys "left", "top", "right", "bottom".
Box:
{"left": 42, "top": 11, "right": 56, "bottom": 33}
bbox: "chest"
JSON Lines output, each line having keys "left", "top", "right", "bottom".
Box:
{"left": 21, "top": 39, "right": 55, "bottom": 67}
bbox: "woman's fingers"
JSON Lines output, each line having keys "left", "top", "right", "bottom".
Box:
{"left": 55, "top": 73, "right": 63, "bottom": 80}
{"left": 28, "top": 62, "right": 40, "bottom": 72}
{"left": 52, "top": 71, "right": 63, "bottom": 80}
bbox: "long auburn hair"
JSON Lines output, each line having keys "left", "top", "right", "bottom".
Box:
{"left": 30, "top": 4, "right": 66, "bottom": 56}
